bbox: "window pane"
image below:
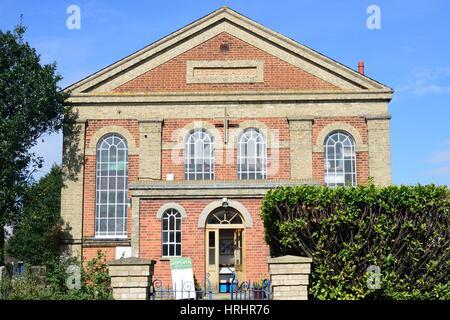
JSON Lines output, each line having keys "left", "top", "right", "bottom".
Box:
{"left": 185, "top": 129, "right": 214, "bottom": 180}
{"left": 99, "top": 219, "right": 107, "bottom": 232}
{"left": 324, "top": 131, "right": 356, "bottom": 187}
{"left": 108, "top": 205, "right": 115, "bottom": 217}
{"left": 238, "top": 129, "right": 266, "bottom": 180}
{"left": 116, "top": 219, "right": 123, "bottom": 233}
{"left": 98, "top": 205, "right": 107, "bottom": 218}
{"left": 162, "top": 209, "right": 182, "bottom": 257}
{"left": 117, "top": 205, "right": 125, "bottom": 218}
{"left": 176, "top": 244, "right": 181, "bottom": 256}
{"left": 100, "top": 192, "right": 107, "bottom": 203}
{"left": 169, "top": 216, "right": 174, "bottom": 230}
{"left": 100, "top": 178, "right": 108, "bottom": 189}
{"left": 209, "top": 248, "right": 215, "bottom": 265}
{"left": 108, "top": 219, "right": 115, "bottom": 232}
{"left": 95, "top": 134, "right": 128, "bottom": 237}
{"left": 163, "top": 245, "right": 168, "bottom": 257}
{"left": 209, "top": 231, "right": 215, "bottom": 247}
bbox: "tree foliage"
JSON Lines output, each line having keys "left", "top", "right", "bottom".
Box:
{"left": 7, "top": 165, "right": 65, "bottom": 266}
{"left": 261, "top": 185, "right": 450, "bottom": 299}
{"left": 0, "top": 24, "right": 69, "bottom": 265}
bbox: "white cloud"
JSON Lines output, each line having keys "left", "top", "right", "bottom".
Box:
{"left": 397, "top": 68, "right": 450, "bottom": 96}
{"left": 424, "top": 140, "right": 450, "bottom": 164}
{"left": 422, "top": 139, "right": 450, "bottom": 177}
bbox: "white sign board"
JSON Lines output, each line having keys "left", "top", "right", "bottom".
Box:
{"left": 170, "top": 258, "right": 195, "bottom": 300}
{"left": 115, "top": 246, "right": 132, "bottom": 259}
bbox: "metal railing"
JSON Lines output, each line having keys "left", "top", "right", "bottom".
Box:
{"left": 150, "top": 272, "right": 271, "bottom": 300}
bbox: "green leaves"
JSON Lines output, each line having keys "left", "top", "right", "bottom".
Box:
{"left": 1, "top": 251, "right": 113, "bottom": 300}
{"left": 7, "top": 165, "right": 64, "bottom": 266}
{"left": 0, "top": 24, "right": 70, "bottom": 264}
{"left": 261, "top": 185, "right": 450, "bottom": 300}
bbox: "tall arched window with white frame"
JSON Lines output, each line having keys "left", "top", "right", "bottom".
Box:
{"left": 237, "top": 128, "right": 267, "bottom": 179}
{"left": 185, "top": 128, "right": 214, "bottom": 180}
{"left": 324, "top": 131, "right": 357, "bottom": 187}
{"left": 162, "top": 208, "right": 182, "bottom": 257}
{"left": 95, "top": 134, "right": 128, "bottom": 238}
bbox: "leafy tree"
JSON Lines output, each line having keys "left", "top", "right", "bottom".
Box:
{"left": 7, "top": 165, "right": 64, "bottom": 266}
{"left": 0, "top": 23, "right": 69, "bottom": 265}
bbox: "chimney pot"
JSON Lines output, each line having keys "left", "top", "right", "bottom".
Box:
{"left": 358, "top": 61, "right": 365, "bottom": 75}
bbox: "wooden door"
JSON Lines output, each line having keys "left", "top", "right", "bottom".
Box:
{"left": 205, "top": 229, "right": 219, "bottom": 290}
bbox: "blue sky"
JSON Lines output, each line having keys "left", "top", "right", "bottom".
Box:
{"left": 1, "top": 0, "right": 449, "bottom": 185}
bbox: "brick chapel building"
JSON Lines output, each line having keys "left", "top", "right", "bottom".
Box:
{"left": 61, "top": 7, "right": 393, "bottom": 289}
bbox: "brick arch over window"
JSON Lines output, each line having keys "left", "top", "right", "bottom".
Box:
{"left": 156, "top": 203, "right": 188, "bottom": 219}
{"left": 177, "top": 121, "right": 223, "bottom": 149}
{"left": 198, "top": 199, "right": 253, "bottom": 228}
{"left": 313, "top": 123, "right": 367, "bottom": 153}
{"left": 86, "top": 125, "right": 138, "bottom": 155}
{"left": 232, "top": 120, "right": 272, "bottom": 148}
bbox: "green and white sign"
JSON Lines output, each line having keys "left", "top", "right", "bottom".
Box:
{"left": 170, "top": 257, "right": 195, "bottom": 299}
{"left": 170, "top": 258, "right": 192, "bottom": 270}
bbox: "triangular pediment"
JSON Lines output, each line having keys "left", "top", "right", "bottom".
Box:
{"left": 66, "top": 7, "right": 392, "bottom": 95}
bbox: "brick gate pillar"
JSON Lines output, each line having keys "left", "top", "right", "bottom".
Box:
{"left": 108, "top": 257, "right": 156, "bottom": 300}
{"left": 268, "top": 255, "right": 312, "bottom": 300}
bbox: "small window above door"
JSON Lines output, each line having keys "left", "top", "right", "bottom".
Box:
{"left": 206, "top": 208, "right": 243, "bottom": 225}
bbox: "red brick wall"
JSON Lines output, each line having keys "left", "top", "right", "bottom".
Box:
{"left": 113, "top": 32, "right": 338, "bottom": 93}
{"left": 312, "top": 117, "right": 369, "bottom": 184}
{"left": 139, "top": 198, "right": 269, "bottom": 284}
{"left": 161, "top": 117, "right": 290, "bottom": 180}
{"left": 83, "top": 247, "right": 116, "bottom": 263}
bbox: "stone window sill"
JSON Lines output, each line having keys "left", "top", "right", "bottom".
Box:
{"left": 159, "top": 256, "right": 182, "bottom": 261}
{"left": 83, "top": 237, "right": 131, "bottom": 247}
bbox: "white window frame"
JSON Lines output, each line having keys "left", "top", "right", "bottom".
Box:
{"left": 162, "top": 208, "right": 182, "bottom": 257}
{"left": 324, "top": 131, "right": 357, "bottom": 187}
{"left": 185, "top": 128, "right": 214, "bottom": 180}
{"left": 237, "top": 128, "right": 267, "bottom": 179}
{"left": 95, "top": 134, "right": 128, "bottom": 239}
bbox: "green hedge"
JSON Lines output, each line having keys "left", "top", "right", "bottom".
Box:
{"left": 261, "top": 185, "right": 450, "bottom": 300}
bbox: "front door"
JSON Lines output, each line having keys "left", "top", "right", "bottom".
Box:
{"left": 204, "top": 207, "right": 246, "bottom": 291}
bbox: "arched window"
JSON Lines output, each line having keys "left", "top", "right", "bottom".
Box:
{"left": 162, "top": 209, "right": 182, "bottom": 257}
{"left": 324, "top": 131, "right": 356, "bottom": 187}
{"left": 206, "top": 208, "right": 243, "bottom": 225}
{"left": 95, "top": 134, "right": 128, "bottom": 238}
{"left": 185, "top": 129, "right": 214, "bottom": 180}
{"left": 238, "top": 128, "right": 267, "bottom": 179}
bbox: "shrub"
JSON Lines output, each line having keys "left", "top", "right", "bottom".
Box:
{"left": 1, "top": 250, "right": 113, "bottom": 300}
{"left": 261, "top": 185, "right": 450, "bottom": 300}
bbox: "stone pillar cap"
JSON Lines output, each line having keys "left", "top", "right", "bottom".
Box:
{"left": 107, "top": 257, "right": 156, "bottom": 266}
{"left": 268, "top": 255, "right": 312, "bottom": 264}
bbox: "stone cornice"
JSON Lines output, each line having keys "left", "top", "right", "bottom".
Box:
{"left": 365, "top": 113, "right": 392, "bottom": 121}
{"left": 67, "top": 90, "right": 393, "bottom": 105}
{"left": 129, "top": 179, "right": 318, "bottom": 198}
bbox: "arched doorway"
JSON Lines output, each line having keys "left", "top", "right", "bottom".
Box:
{"left": 205, "top": 206, "right": 245, "bottom": 292}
